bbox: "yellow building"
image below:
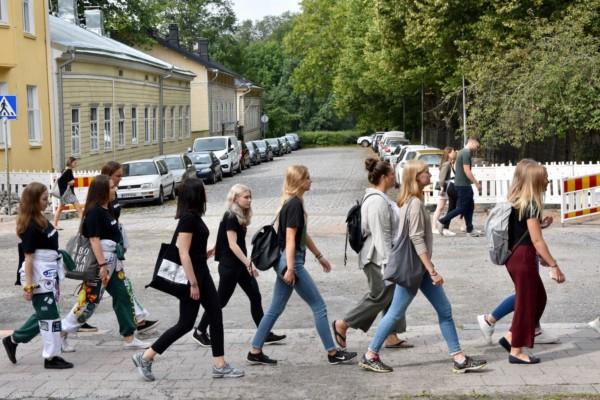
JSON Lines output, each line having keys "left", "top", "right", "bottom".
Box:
{"left": 0, "top": 0, "right": 54, "bottom": 171}
{"left": 144, "top": 25, "right": 263, "bottom": 141}
{"left": 49, "top": 13, "right": 196, "bottom": 171}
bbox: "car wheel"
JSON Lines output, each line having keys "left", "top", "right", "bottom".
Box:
{"left": 156, "top": 187, "right": 164, "bottom": 205}
{"left": 168, "top": 183, "right": 176, "bottom": 200}
{"left": 361, "top": 140, "right": 370, "bottom": 147}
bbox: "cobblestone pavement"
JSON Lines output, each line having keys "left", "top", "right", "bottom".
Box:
{"left": 1, "top": 147, "right": 600, "bottom": 399}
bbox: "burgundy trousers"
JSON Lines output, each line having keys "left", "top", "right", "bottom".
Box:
{"left": 506, "top": 244, "right": 547, "bottom": 348}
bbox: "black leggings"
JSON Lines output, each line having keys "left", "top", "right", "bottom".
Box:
{"left": 197, "top": 263, "right": 264, "bottom": 333}
{"left": 151, "top": 266, "right": 224, "bottom": 357}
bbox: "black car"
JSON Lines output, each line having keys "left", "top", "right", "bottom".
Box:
{"left": 189, "top": 151, "right": 223, "bottom": 184}
{"left": 266, "top": 138, "right": 284, "bottom": 156}
{"left": 285, "top": 133, "right": 300, "bottom": 150}
{"left": 253, "top": 140, "right": 274, "bottom": 161}
{"left": 247, "top": 141, "right": 261, "bottom": 165}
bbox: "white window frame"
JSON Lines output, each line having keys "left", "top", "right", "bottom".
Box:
{"left": 144, "top": 107, "right": 149, "bottom": 144}
{"left": 152, "top": 106, "right": 157, "bottom": 143}
{"left": 0, "top": 0, "right": 9, "bottom": 25}
{"left": 161, "top": 106, "right": 167, "bottom": 140}
{"left": 26, "top": 85, "right": 41, "bottom": 144}
{"left": 103, "top": 106, "right": 112, "bottom": 151}
{"left": 71, "top": 107, "right": 80, "bottom": 156}
{"left": 117, "top": 107, "right": 125, "bottom": 147}
{"left": 185, "top": 106, "right": 191, "bottom": 137}
{"left": 90, "top": 107, "right": 98, "bottom": 152}
{"left": 0, "top": 82, "right": 11, "bottom": 147}
{"left": 178, "top": 106, "right": 183, "bottom": 138}
{"left": 170, "top": 106, "right": 175, "bottom": 139}
{"left": 131, "top": 106, "right": 138, "bottom": 145}
{"left": 22, "top": 0, "right": 35, "bottom": 35}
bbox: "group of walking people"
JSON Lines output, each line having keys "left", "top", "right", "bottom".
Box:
{"left": 3, "top": 136, "right": 596, "bottom": 380}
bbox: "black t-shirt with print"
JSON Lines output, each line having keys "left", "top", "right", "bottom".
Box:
{"left": 82, "top": 205, "right": 122, "bottom": 243}
{"left": 111, "top": 198, "right": 122, "bottom": 221}
{"left": 277, "top": 196, "right": 306, "bottom": 250}
{"left": 509, "top": 204, "right": 539, "bottom": 248}
{"left": 19, "top": 220, "right": 59, "bottom": 254}
{"left": 175, "top": 212, "right": 210, "bottom": 269}
{"left": 57, "top": 168, "right": 75, "bottom": 195}
{"left": 215, "top": 211, "right": 247, "bottom": 269}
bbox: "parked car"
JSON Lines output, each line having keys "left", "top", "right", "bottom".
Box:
{"left": 394, "top": 145, "right": 436, "bottom": 185}
{"left": 239, "top": 141, "right": 252, "bottom": 170}
{"left": 380, "top": 137, "right": 410, "bottom": 162}
{"left": 371, "top": 132, "right": 385, "bottom": 153}
{"left": 118, "top": 158, "right": 175, "bottom": 205}
{"left": 279, "top": 136, "right": 292, "bottom": 153}
{"left": 286, "top": 132, "right": 301, "bottom": 149}
{"left": 189, "top": 151, "right": 223, "bottom": 184}
{"left": 285, "top": 133, "right": 300, "bottom": 150}
{"left": 156, "top": 153, "right": 196, "bottom": 192}
{"left": 357, "top": 134, "right": 375, "bottom": 147}
{"left": 246, "top": 141, "right": 261, "bottom": 165}
{"left": 266, "top": 138, "right": 284, "bottom": 156}
{"left": 253, "top": 139, "right": 274, "bottom": 161}
{"left": 191, "top": 135, "right": 241, "bottom": 176}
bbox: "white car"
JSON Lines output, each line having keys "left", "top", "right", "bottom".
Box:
{"left": 394, "top": 145, "right": 433, "bottom": 185}
{"left": 118, "top": 158, "right": 176, "bottom": 205}
{"left": 191, "top": 136, "right": 241, "bottom": 176}
{"left": 357, "top": 134, "right": 374, "bottom": 147}
{"left": 379, "top": 137, "right": 410, "bottom": 161}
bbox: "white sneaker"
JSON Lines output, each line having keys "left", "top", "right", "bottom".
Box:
{"left": 123, "top": 336, "right": 150, "bottom": 350}
{"left": 588, "top": 317, "right": 600, "bottom": 335}
{"left": 435, "top": 220, "right": 444, "bottom": 235}
{"left": 442, "top": 229, "right": 456, "bottom": 237}
{"left": 468, "top": 229, "right": 483, "bottom": 237}
{"left": 432, "top": 225, "right": 440, "bottom": 234}
{"left": 477, "top": 314, "right": 494, "bottom": 345}
{"left": 534, "top": 330, "right": 561, "bottom": 344}
{"left": 61, "top": 335, "right": 76, "bottom": 353}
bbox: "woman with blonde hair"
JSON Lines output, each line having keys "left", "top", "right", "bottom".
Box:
{"left": 359, "top": 160, "right": 486, "bottom": 373}
{"left": 498, "top": 162, "right": 565, "bottom": 364}
{"left": 432, "top": 147, "right": 458, "bottom": 236}
{"left": 192, "top": 184, "right": 286, "bottom": 347}
{"left": 246, "top": 165, "right": 357, "bottom": 365}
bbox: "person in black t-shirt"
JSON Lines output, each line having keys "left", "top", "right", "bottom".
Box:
{"left": 247, "top": 165, "right": 357, "bottom": 366}
{"left": 52, "top": 157, "right": 83, "bottom": 229}
{"left": 133, "top": 178, "right": 244, "bottom": 381}
{"left": 192, "top": 184, "right": 286, "bottom": 347}
{"left": 3, "top": 182, "right": 73, "bottom": 369}
{"left": 61, "top": 175, "right": 149, "bottom": 351}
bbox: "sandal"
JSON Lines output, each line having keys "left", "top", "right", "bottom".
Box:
{"left": 331, "top": 320, "right": 347, "bottom": 349}
{"left": 384, "top": 339, "right": 414, "bottom": 349}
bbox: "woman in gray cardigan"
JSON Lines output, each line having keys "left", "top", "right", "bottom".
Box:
{"left": 332, "top": 158, "right": 412, "bottom": 349}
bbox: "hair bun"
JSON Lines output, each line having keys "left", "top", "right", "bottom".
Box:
{"left": 365, "top": 158, "right": 378, "bottom": 172}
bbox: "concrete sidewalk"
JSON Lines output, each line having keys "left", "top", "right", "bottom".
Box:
{"left": 2, "top": 323, "right": 600, "bottom": 399}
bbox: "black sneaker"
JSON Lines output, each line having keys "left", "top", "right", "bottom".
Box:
{"left": 453, "top": 356, "right": 487, "bottom": 373}
{"left": 192, "top": 329, "right": 211, "bottom": 347}
{"left": 44, "top": 356, "right": 74, "bottom": 369}
{"left": 264, "top": 332, "right": 286, "bottom": 344}
{"left": 358, "top": 354, "right": 393, "bottom": 373}
{"left": 328, "top": 349, "right": 357, "bottom": 365}
{"left": 77, "top": 322, "right": 98, "bottom": 333}
{"left": 137, "top": 320, "right": 160, "bottom": 334}
{"left": 2, "top": 336, "right": 17, "bottom": 364}
{"left": 246, "top": 351, "right": 277, "bottom": 365}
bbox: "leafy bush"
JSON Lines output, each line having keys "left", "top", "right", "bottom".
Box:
{"left": 298, "top": 130, "right": 362, "bottom": 146}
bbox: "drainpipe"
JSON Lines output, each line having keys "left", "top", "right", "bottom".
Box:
{"left": 158, "top": 67, "right": 174, "bottom": 155}
{"left": 57, "top": 48, "right": 76, "bottom": 171}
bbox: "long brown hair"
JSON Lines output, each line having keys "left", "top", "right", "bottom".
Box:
{"left": 396, "top": 160, "right": 427, "bottom": 207}
{"left": 440, "top": 146, "right": 454, "bottom": 165}
{"left": 17, "top": 182, "right": 48, "bottom": 236}
{"left": 82, "top": 175, "right": 111, "bottom": 220}
{"left": 101, "top": 161, "right": 122, "bottom": 177}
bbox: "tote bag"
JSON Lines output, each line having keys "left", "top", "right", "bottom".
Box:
{"left": 65, "top": 232, "right": 99, "bottom": 281}
{"left": 146, "top": 232, "right": 189, "bottom": 299}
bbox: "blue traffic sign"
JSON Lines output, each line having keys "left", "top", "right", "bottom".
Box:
{"left": 0, "top": 96, "right": 17, "bottom": 120}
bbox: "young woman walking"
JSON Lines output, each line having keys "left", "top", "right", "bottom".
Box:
{"left": 359, "top": 160, "right": 487, "bottom": 373}
{"left": 52, "top": 157, "right": 83, "bottom": 229}
{"left": 3, "top": 182, "right": 73, "bottom": 369}
{"left": 61, "top": 175, "right": 148, "bottom": 351}
{"left": 477, "top": 159, "right": 560, "bottom": 346}
{"left": 432, "top": 147, "right": 458, "bottom": 236}
{"left": 246, "top": 165, "right": 357, "bottom": 366}
{"left": 192, "top": 184, "right": 285, "bottom": 347}
{"left": 132, "top": 178, "right": 244, "bottom": 381}
{"left": 332, "top": 159, "right": 412, "bottom": 350}
{"left": 497, "top": 161, "right": 565, "bottom": 364}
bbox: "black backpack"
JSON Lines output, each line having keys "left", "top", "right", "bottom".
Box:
{"left": 251, "top": 205, "right": 285, "bottom": 271}
{"left": 344, "top": 193, "right": 386, "bottom": 266}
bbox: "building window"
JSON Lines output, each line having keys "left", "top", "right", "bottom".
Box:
{"left": 144, "top": 107, "right": 149, "bottom": 143}
{"left": 211, "top": 102, "right": 217, "bottom": 133}
{"left": 170, "top": 107, "right": 175, "bottom": 139}
{"left": 117, "top": 107, "right": 125, "bottom": 147}
{"left": 185, "top": 106, "right": 190, "bottom": 137}
{"left": 71, "top": 108, "right": 80, "bottom": 155}
{"left": 131, "top": 107, "right": 138, "bottom": 144}
{"left": 0, "top": 82, "right": 11, "bottom": 146}
{"left": 162, "top": 106, "right": 167, "bottom": 139}
{"left": 152, "top": 106, "right": 157, "bottom": 143}
{"left": 23, "top": 0, "right": 35, "bottom": 35}
{"left": 26, "top": 85, "right": 41, "bottom": 144}
{"left": 104, "top": 106, "right": 112, "bottom": 151}
{"left": 178, "top": 106, "right": 183, "bottom": 138}
{"left": 90, "top": 107, "right": 98, "bottom": 152}
{"left": 0, "top": 0, "right": 8, "bottom": 24}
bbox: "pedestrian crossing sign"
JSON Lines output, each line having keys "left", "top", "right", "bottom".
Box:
{"left": 0, "top": 96, "right": 17, "bottom": 120}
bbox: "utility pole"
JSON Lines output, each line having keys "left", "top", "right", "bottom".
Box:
{"left": 402, "top": 99, "right": 406, "bottom": 134}
{"left": 462, "top": 75, "right": 467, "bottom": 146}
{"left": 420, "top": 84, "right": 424, "bottom": 145}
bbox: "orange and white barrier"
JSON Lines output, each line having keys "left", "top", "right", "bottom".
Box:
{"left": 561, "top": 173, "right": 600, "bottom": 223}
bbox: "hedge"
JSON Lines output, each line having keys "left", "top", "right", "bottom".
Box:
{"left": 298, "top": 130, "right": 362, "bottom": 146}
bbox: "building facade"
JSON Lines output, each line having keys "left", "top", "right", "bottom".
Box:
{"left": 0, "top": 0, "right": 54, "bottom": 171}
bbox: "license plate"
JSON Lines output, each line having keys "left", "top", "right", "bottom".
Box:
{"left": 120, "top": 193, "right": 137, "bottom": 198}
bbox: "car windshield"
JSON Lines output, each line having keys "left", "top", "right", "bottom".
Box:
{"left": 193, "top": 137, "right": 226, "bottom": 152}
{"left": 122, "top": 162, "right": 157, "bottom": 176}
{"left": 420, "top": 154, "right": 442, "bottom": 166}
{"left": 388, "top": 139, "right": 405, "bottom": 146}
{"left": 255, "top": 141, "right": 266, "bottom": 149}
{"left": 164, "top": 157, "right": 183, "bottom": 170}
{"left": 190, "top": 153, "right": 212, "bottom": 164}
{"left": 406, "top": 151, "right": 417, "bottom": 161}
{"left": 267, "top": 139, "right": 278, "bottom": 145}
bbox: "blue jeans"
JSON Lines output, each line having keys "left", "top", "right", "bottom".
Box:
{"left": 251, "top": 249, "right": 336, "bottom": 351}
{"left": 369, "top": 274, "right": 461, "bottom": 354}
{"left": 439, "top": 185, "right": 474, "bottom": 232}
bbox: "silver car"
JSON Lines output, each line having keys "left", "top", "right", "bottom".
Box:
{"left": 157, "top": 154, "right": 196, "bottom": 192}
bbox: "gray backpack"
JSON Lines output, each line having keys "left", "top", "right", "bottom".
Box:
{"left": 485, "top": 202, "right": 529, "bottom": 265}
